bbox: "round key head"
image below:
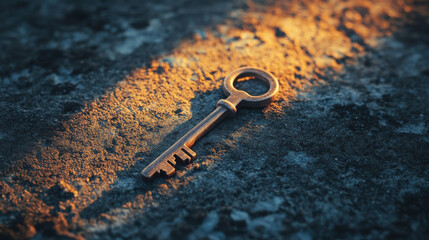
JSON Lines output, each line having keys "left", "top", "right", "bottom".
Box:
{"left": 222, "top": 67, "right": 279, "bottom": 107}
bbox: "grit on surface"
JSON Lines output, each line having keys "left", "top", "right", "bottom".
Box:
{"left": 0, "top": 0, "right": 428, "bottom": 239}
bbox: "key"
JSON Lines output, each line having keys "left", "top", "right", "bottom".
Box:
{"left": 141, "top": 67, "right": 279, "bottom": 179}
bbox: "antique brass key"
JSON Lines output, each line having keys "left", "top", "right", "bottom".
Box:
{"left": 141, "top": 67, "right": 279, "bottom": 179}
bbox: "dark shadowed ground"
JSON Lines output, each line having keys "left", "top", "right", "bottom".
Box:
{"left": 0, "top": 0, "right": 428, "bottom": 239}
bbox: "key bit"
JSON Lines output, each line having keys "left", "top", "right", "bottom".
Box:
{"left": 152, "top": 158, "right": 176, "bottom": 177}
{"left": 175, "top": 146, "right": 196, "bottom": 164}
{"left": 143, "top": 145, "right": 197, "bottom": 178}
{"left": 141, "top": 67, "right": 279, "bottom": 179}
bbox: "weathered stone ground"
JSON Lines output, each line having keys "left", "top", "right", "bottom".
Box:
{"left": 0, "top": 0, "right": 428, "bottom": 239}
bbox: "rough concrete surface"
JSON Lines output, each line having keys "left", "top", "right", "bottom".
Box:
{"left": 0, "top": 0, "right": 428, "bottom": 239}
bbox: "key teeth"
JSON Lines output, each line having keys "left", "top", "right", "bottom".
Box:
{"left": 182, "top": 145, "right": 197, "bottom": 160}
{"left": 175, "top": 151, "right": 190, "bottom": 164}
{"left": 141, "top": 145, "right": 197, "bottom": 179}
{"left": 141, "top": 159, "right": 176, "bottom": 179}
{"left": 159, "top": 160, "right": 176, "bottom": 177}
{"left": 172, "top": 145, "right": 196, "bottom": 164}
{"left": 167, "top": 155, "right": 177, "bottom": 166}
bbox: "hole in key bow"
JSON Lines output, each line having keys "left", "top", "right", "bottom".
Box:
{"left": 233, "top": 74, "right": 269, "bottom": 96}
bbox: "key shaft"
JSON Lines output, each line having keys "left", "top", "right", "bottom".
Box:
{"left": 181, "top": 105, "right": 229, "bottom": 147}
